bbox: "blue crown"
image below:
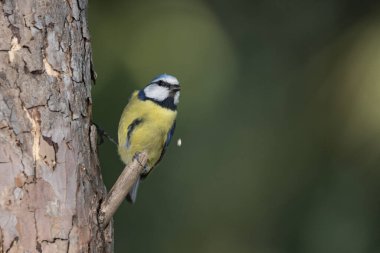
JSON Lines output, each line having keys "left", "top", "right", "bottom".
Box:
{"left": 151, "top": 74, "right": 179, "bottom": 85}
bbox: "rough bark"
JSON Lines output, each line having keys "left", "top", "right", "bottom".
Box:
{"left": 0, "top": 0, "right": 113, "bottom": 252}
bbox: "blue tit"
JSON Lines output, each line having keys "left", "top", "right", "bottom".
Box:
{"left": 118, "top": 74, "right": 180, "bottom": 203}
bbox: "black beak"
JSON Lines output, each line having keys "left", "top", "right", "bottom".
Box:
{"left": 171, "top": 85, "right": 181, "bottom": 92}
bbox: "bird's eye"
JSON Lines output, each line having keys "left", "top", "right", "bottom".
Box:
{"left": 158, "top": 80, "right": 164, "bottom": 86}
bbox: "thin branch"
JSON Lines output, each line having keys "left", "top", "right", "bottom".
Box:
{"left": 92, "top": 122, "right": 118, "bottom": 146}
{"left": 98, "top": 152, "right": 148, "bottom": 228}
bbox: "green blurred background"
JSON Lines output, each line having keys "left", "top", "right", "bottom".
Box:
{"left": 89, "top": 1, "right": 380, "bottom": 252}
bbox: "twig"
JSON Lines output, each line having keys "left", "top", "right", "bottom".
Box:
{"left": 98, "top": 152, "right": 148, "bottom": 228}
{"left": 92, "top": 122, "right": 118, "bottom": 146}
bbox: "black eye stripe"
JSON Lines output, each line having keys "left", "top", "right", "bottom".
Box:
{"left": 156, "top": 80, "right": 171, "bottom": 88}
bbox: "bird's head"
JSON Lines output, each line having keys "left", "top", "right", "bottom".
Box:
{"left": 138, "top": 74, "right": 181, "bottom": 110}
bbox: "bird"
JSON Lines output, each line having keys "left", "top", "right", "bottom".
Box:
{"left": 118, "top": 74, "right": 180, "bottom": 203}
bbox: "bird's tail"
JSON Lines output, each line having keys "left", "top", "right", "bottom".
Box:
{"left": 126, "top": 177, "right": 140, "bottom": 203}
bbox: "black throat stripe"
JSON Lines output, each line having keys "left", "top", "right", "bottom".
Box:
{"left": 138, "top": 90, "right": 177, "bottom": 111}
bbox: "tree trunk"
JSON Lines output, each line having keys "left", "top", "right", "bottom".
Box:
{"left": 0, "top": 0, "right": 113, "bottom": 252}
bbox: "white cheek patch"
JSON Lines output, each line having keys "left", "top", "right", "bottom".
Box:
{"left": 174, "top": 91, "right": 180, "bottom": 105}
{"left": 144, "top": 84, "right": 169, "bottom": 101}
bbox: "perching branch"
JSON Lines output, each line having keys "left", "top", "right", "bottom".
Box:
{"left": 99, "top": 152, "right": 148, "bottom": 227}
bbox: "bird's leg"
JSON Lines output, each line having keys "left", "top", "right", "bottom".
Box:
{"left": 133, "top": 152, "right": 146, "bottom": 168}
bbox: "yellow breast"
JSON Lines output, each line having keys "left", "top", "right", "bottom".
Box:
{"left": 118, "top": 91, "right": 177, "bottom": 170}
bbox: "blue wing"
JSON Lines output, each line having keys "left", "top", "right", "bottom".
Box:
{"left": 141, "top": 121, "right": 176, "bottom": 178}
{"left": 157, "top": 120, "right": 176, "bottom": 164}
{"left": 165, "top": 121, "right": 176, "bottom": 149}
